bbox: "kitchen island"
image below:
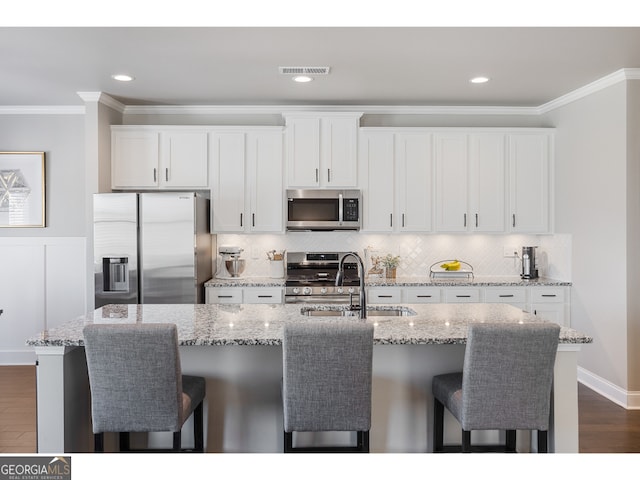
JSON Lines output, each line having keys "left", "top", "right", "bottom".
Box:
{"left": 27, "top": 303, "right": 591, "bottom": 453}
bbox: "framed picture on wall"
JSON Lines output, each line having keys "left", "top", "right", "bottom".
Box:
{"left": 0, "top": 152, "right": 46, "bottom": 227}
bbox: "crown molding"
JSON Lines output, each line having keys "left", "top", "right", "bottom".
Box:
{"left": 0, "top": 105, "right": 85, "bottom": 115}
{"left": 77, "top": 92, "right": 126, "bottom": 113}
{"left": 121, "top": 103, "right": 540, "bottom": 116}
{"left": 538, "top": 68, "right": 640, "bottom": 114}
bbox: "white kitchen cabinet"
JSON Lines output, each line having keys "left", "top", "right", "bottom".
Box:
{"left": 435, "top": 132, "right": 506, "bottom": 233}
{"left": 111, "top": 126, "right": 208, "bottom": 190}
{"left": 243, "top": 287, "right": 284, "bottom": 304}
{"left": 444, "top": 287, "right": 482, "bottom": 303}
{"left": 205, "top": 286, "right": 284, "bottom": 304}
{"left": 483, "top": 286, "right": 527, "bottom": 310}
{"left": 206, "top": 287, "right": 243, "bottom": 304}
{"left": 508, "top": 133, "right": 551, "bottom": 233}
{"left": 367, "top": 287, "right": 402, "bottom": 304}
{"left": 403, "top": 286, "right": 441, "bottom": 303}
{"left": 211, "top": 128, "right": 284, "bottom": 233}
{"left": 359, "top": 129, "right": 433, "bottom": 232}
{"left": 285, "top": 113, "right": 362, "bottom": 188}
{"left": 434, "top": 133, "right": 469, "bottom": 232}
{"left": 469, "top": 133, "right": 506, "bottom": 232}
{"left": 528, "top": 286, "right": 569, "bottom": 326}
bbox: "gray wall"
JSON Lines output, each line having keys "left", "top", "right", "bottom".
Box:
{"left": 544, "top": 82, "right": 629, "bottom": 388}
{"left": 627, "top": 81, "right": 640, "bottom": 390}
{"left": 0, "top": 114, "right": 85, "bottom": 237}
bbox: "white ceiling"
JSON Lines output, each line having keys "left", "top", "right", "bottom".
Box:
{"left": 2, "top": 26, "right": 640, "bottom": 108}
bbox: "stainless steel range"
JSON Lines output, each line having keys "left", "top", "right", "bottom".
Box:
{"left": 285, "top": 252, "right": 361, "bottom": 303}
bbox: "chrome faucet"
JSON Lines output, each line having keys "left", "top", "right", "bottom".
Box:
{"left": 336, "top": 252, "right": 367, "bottom": 319}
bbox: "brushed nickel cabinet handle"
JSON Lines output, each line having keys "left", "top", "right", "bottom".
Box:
{"left": 315, "top": 168, "right": 319, "bottom": 182}
{"left": 512, "top": 214, "right": 516, "bottom": 227}
{"left": 165, "top": 168, "right": 169, "bottom": 181}
{"left": 327, "top": 168, "right": 331, "bottom": 182}
{"left": 475, "top": 213, "right": 478, "bottom": 228}
{"left": 240, "top": 213, "right": 243, "bottom": 227}
{"left": 153, "top": 168, "right": 157, "bottom": 182}
{"left": 252, "top": 213, "right": 255, "bottom": 227}
{"left": 390, "top": 213, "right": 393, "bottom": 227}
{"left": 464, "top": 213, "right": 467, "bottom": 227}
{"left": 402, "top": 213, "right": 405, "bottom": 227}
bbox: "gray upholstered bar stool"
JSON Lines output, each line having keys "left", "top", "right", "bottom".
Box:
{"left": 432, "top": 322, "right": 561, "bottom": 453}
{"left": 282, "top": 320, "right": 374, "bottom": 453}
{"left": 83, "top": 323, "right": 206, "bottom": 453}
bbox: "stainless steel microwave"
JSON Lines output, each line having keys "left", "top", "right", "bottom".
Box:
{"left": 286, "top": 189, "right": 361, "bottom": 231}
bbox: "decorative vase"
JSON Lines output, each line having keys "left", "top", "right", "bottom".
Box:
{"left": 386, "top": 267, "right": 397, "bottom": 279}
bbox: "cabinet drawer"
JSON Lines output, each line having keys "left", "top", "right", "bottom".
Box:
{"left": 367, "top": 288, "right": 402, "bottom": 304}
{"left": 206, "top": 287, "right": 242, "bottom": 304}
{"left": 243, "top": 287, "right": 283, "bottom": 304}
{"left": 530, "top": 287, "right": 565, "bottom": 303}
{"left": 484, "top": 287, "right": 527, "bottom": 304}
{"left": 403, "top": 287, "right": 441, "bottom": 303}
{"left": 444, "top": 288, "right": 481, "bottom": 303}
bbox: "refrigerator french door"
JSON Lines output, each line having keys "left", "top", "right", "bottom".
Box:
{"left": 94, "top": 192, "right": 212, "bottom": 307}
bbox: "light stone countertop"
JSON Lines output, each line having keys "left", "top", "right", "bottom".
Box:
{"left": 27, "top": 303, "right": 591, "bottom": 347}
{"left": 204, "top": 275, "right": 571, "bottom": 288}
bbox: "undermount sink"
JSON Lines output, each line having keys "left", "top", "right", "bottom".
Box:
{"left": 301, "top": 306, "right": 416, "bottom": 317}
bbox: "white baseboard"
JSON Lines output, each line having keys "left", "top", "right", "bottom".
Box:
{"left": 0, "top": 349, "right": 36, "bottom": 365}
{"left": 578, "top": 367, "right": 640, "bottom": 410}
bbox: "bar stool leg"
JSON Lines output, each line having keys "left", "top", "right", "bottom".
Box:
{"left": 506, "top": 430, "right": 516, "bottom": 452}
{"left": 462, "top": 430, "right": 471, "bottom": 453}
{"left": 433, "top": 398, "right": 444, "bottom": 452}
{"left": 538, "top": 430, "right": 548, "bottom": 453}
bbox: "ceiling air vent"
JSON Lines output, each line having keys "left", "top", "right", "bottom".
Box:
{"left": 279, "top": 66, "right": 331, "bottom": 75}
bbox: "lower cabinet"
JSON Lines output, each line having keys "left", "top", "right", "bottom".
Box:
{"left": 366, "top": 284, "right": 570, "bottom": 326}
{"left": 206, "top": 286, "right": 283, "bottom": 304}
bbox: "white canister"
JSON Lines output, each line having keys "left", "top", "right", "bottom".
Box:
{"left": 269, "top": 260, "right": 284, "bottom": 278}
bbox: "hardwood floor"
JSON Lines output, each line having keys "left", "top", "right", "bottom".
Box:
{"left": 0, "top": 366, "right": 36, "bottom": 453}
{"left": 1, "top": 366, "right": 639, "bottom": 453}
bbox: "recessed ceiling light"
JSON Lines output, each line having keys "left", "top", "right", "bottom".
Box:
{"left": 112, "top": 74, "right": 134, "bottom": 82}
{"left": 470, "top": 76, "right": 490, "bottom": 84}
{"left": 293, "top": 75, "right": 313, "bottom": 83}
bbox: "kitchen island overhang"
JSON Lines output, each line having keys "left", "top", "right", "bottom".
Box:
{"left": 28, "top": 303, "right": 592, "bottom": 453}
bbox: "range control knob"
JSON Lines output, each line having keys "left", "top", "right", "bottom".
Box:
{"left": 292, "top": 287, "right": 300, "bottom": 294}
{"left": 320, "top": 287, "right": 328, "bottom": 294}
{"left": 348, "top": 287, "right": 356, "bottom": 294}
{"left": 337, "top": 287, "right": 344, "bottom": 294}
{"left": 303, "top": 287, "right": 312, "bottom": 295}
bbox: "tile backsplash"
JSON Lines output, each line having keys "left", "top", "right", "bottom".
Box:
{"left": 214, "top": 232, "right": 572, "bottom": 281}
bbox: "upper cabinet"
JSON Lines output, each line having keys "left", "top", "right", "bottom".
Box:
{"left": 434, "top": 132, "right": 506, "bottom": 233}
{"left": 284, "top": 112, "right": 363, "bottom": 188}
{"left": 359, "top": 129, "right": 433, "bottom": 232}
{"left": 508, "top": 133, "right": 552, "bottom": 233}
{"left": 210, "top": 128, "right": 284, "bottom": 233}
{"left": 111, "top": 126, "right": 208, "bottom": 190}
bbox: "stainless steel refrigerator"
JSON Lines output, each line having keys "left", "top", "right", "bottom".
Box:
{"left": 94, "top": 192, "right": 212, "bottom": 307}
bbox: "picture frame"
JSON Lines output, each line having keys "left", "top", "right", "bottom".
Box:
{"left": 0, "top": 152, "right": 46, "bottom": 227}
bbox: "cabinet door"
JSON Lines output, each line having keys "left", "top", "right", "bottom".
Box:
{"left": 509, "top": 134, "right": 550, "bottom": 233}
{"left": 286, "top": 116, "right": 321, "bottom": 187}
{"left": 161, "top": 131, "right": 208, "bottom": 188}
{"left": 321, "top": 116, "right": 358, "bottom": 187}
{"left": 396, "top": 133, "right": 433, "bottom": 232}
{"left": 367, "top": 287, "right": 402, "bottom": 304}
{"left": 248, "top": 131, "right": 284, "bottom": 232}
{"left": 435, "top": 133, "right": 469, "bottom": 232}
{"left": 211, "top": 133, "right": 246, "bottom": 232}
{"left": 469, "top": 134, "right": 506, "bottom": 232}
{"left": 112, "top": 130, "right": 159, "bottom": 189}
{"left": 531, "top": 304, "right": 567, "bottom": 327}
{"left": 243, "top": 287, "right": 284, "bottom": 304}
{"left": 359, "top": 131, "right": 395, "bottom": 232}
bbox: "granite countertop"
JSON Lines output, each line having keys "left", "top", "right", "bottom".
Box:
{"left": 27, "top": 303, "right": 592, "bottom": 347}
{"left": 204, "top": 276, "right": 571, "bottom": 288}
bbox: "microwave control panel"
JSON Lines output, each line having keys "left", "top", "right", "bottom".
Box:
{"left": 343, "top": 198, "right": 359, "bottom": 221}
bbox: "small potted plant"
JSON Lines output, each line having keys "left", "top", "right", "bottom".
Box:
{"left": 382, "top": 254, "right": 400, "bottom": 279}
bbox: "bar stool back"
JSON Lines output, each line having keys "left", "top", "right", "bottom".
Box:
{"left": 282, "top": 320, "right": 374, "bottom": 453}
{"left": 432, "top": 322, "right": 561, "bottom": 453}
{"left": 83, "top": 323, "right": 205, "bottom": 452}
